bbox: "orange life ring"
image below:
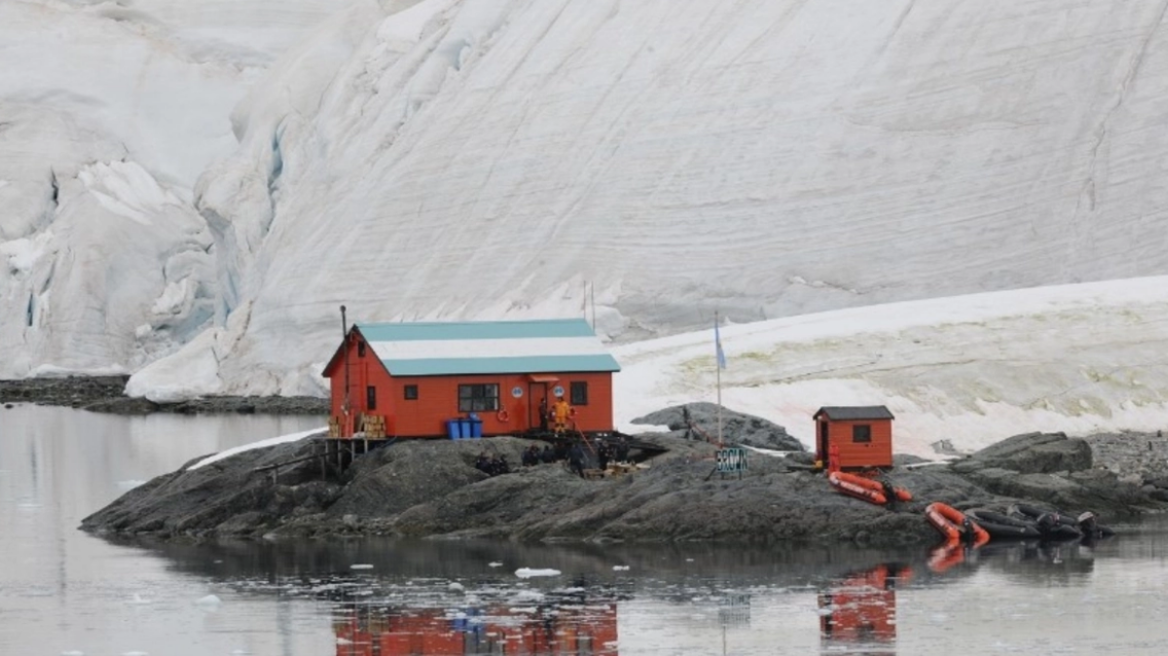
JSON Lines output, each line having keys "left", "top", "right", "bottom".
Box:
{"left": 497, "top": 409, "right": 510, "bottom": 423}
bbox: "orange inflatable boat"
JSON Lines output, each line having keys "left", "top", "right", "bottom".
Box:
{"left": 925, "top": 502, "right": 990, "bottom": 547}
{"left": 828, "top": 471, "right": 913, "bottom": 506}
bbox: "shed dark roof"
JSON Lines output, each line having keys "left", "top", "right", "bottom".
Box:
{"left": 814, "top": 406, "right": 895, "bottom": 421}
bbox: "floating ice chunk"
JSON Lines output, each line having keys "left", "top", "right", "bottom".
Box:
{"left": 612, "top": 565, "right": 630, "bottom": 571}
{"left": 448, "top": 582, "right": 465, "bottom": 591}
{"left": 513, "top": 590, "right": 545, "bottom": 602}
{"left": 488, "top": 562, "right": 503, "bottom": 568}
{"left": 129, "top": 593, "right": 151, "bottom": 605}
{"left": 515, "top": 568, "right": 561, "bottom": 578}
{"left": 196, "top": 594, "right": 222, "bottom": 607}
{"left": 350, "top": 564, "right": 374, "bottom": 570}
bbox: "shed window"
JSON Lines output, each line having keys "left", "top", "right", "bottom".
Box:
{"left": 570, "top": 381, "right": 589, "bottom": 406}
{"left": 404, "top": 384, "right": 418, "bottom": 400}
{"left": 852, "top": 424, "right": 871, "bottom": 443}
{"left": 357, "top": 341, "right": 366, "bottom": 358}
{"left": 458, "top": 384, "right": 499, "bottom": 412}
{"left": 366, "top": 385, "right": 377, "bottom": 410}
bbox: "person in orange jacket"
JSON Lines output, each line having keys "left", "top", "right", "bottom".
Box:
{"left": 552, "top": 395, "right": 572, "bottom": 435}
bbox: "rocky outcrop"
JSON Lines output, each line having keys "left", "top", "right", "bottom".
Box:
{"left": 949, "top": 432, "right": 1092, "bottom": 475}
{"left": 631, "top": 403, "right": 804, "bottom": 451}
{"left": 0, "top": 375, "right": 327, "bottom": 415}
{"left": 81, "top": 413, "right": 1168, "bottom": 546}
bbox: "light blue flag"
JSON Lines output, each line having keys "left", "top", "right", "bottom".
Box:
{"left": 715, "top": 318, "right": 727, "bottom": 370}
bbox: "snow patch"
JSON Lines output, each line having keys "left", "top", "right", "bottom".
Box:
{"left": 187, "top": 427, "right": 325, "bottom": 470}
{"left": 515, "top": 568, "right": 561, "bottom": 579}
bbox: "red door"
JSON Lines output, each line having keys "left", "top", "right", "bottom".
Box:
{"left": 528, "top": 382, "right": 549, "bottom": 432}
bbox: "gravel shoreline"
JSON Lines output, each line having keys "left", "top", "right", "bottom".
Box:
{"left": 0, "top": 376, "right": 327, "bottom": 415}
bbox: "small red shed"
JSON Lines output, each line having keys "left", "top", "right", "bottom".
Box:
{"left": 321, "top": 318, "right": 620, "bottom": 439}
{"left": 813, "top": 406, "right": 895, "bottom": 471}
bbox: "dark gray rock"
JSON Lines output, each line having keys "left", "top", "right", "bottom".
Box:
{"left": 949, "top": 432, "right": 1092, "bottom": 475}
{"left": 631, "top": 402, "right": 803, "bottom": 451}
{"left": 0, "top": 375, "right": 327, "bottom": 415}
{"left": 327, "top": 437, "right": 534, "bottom": 518}
{"left": 82, "top": 417, "right": 1168, "bottom": 546}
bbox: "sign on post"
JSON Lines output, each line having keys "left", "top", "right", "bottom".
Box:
{"left": 716, "top": 447, "right": 748, "bottom": 477}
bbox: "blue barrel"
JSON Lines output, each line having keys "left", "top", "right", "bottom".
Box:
{"left": 470, "top": 417, "right": 483, "bottom": 438}
{"left": 460, "top": 418, "right": 473, "bottom": 439}
{"left": 447, "top": 419, "right": 462, "bottom": 440}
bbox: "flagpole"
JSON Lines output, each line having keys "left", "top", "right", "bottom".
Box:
{"left": 716, "top": 311, "right": 723, "bottom": 448}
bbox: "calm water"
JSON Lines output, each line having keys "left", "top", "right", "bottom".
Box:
{"left": 3, "top": 405, "right": 1168, "bottom": 655}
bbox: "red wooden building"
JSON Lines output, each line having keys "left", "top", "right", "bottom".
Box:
{"left": 813, "top": 406, "right": 895, "bottom": 470}
{"left": 322, "top": 318, "right": 620, "bottom": 439}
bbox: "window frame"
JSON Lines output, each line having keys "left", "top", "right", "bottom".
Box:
{"left": 404, "top": 384, "right": 418, "bottom": 401}
{"left": 357, "top": 341, "right": 366, "bottom": 358}
{"left": 458, "top": 383, "right": 500, "bottom": 413}
{"left": 570, "top": 381, "right": 589, "bottom": 406}
{"left": 852, "top": 424, "right": 872, "bottom": 443}
{"left": 366, "top": 385, "right": 377, "bottom": 411}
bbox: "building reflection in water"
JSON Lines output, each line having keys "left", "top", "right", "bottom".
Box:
{"left": 817, "top": 563, "right": 909, "bottom": 656}
{"left": 334, "top": 601, "right": 618, "bottom": 655}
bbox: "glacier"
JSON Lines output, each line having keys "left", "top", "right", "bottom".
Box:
{"left": 0, "top": 0, "right": 346, "bottom": 377}
{"left": 4, "top": 0, "right": 1168, "bottom": 433}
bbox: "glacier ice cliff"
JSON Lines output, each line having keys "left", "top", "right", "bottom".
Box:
{"left": 4, "top": 0, "right": 1168, "bottom": 399}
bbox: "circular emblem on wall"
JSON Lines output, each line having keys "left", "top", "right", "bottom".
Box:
{"left": 511, "top": 386, "right": 524, "bottom": 398}
{"left": 552, "top": 385, "right": 565, "bottom": 398}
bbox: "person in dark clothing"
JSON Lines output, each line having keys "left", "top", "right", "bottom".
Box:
{"left": 597, "top": 442, "right": 610, "bottom": 472}
{"left": 492, "top": 455, "right": 510, "bottom": 476}
{"left": 615, "top": 436, "right": 629, "bottom": 463}
{"left": 522, "top": 446, "right": 539, "bottom": 467}
{"left": 541, "top": 444, "right": 556, "bottom": 463}
{"left": 568, "top": 442, "right": 586, "bottom": 478}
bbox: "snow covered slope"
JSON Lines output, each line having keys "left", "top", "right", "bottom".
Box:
{"left": 0, "top": 0, "right": 346, "bottom": 376}
{"left": 133, "top": 0, "right": 1168, "bottom": 398}
{"left": 6, "top": 0, "right": 1168, "bottom": 402}
{"left": 614, "top": 277, "right": 1168, "bottom": 458}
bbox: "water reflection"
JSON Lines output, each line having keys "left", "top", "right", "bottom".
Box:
{"left": 927, "top": 539, "right": 1096, "bottom": 583}
{"left": 817, "top": 564, "right": 908, "bottom": 655}
{"left": 334, "top": 599, "right": 618, "bottom": 656}
{"left": 5, "top": 406, "right": 1168, "bottom": 654}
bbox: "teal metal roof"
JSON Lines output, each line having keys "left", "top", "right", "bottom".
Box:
{"left": 355, "top": 318, "right": 597, "bottom": 342}
{"left": 386, "top": 355, "right": 620, "bottom": 376}
{"left": 355, "top": 318, "right": 620, "bottom": 377}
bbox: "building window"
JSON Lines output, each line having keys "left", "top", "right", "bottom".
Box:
{"left": 404, "top": 384, "right": 418, "bottom": 400}
{"left": 366, "top": 385, "right": 377, "bottom": 410}
{"left": 357, "top": 341, "right": 366, "bottom": 358}
{"left": 852, "top": 424, "right": 871, "bottom": 443}
{"left": 458, "top": 384, "right": 499, "bottom": 412}
{"left": 570, "top": 381, "right": 589, "bottom": 406}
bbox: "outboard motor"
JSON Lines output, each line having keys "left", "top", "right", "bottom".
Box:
{"left": 960, "top": 517, "right": 976, "bottom": 544}
{"left": 1078, "top": 512, "right": 1099, "bottom": 539}
{"left": 1036, "top": 512, "right": 1057, "bottom": 538}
